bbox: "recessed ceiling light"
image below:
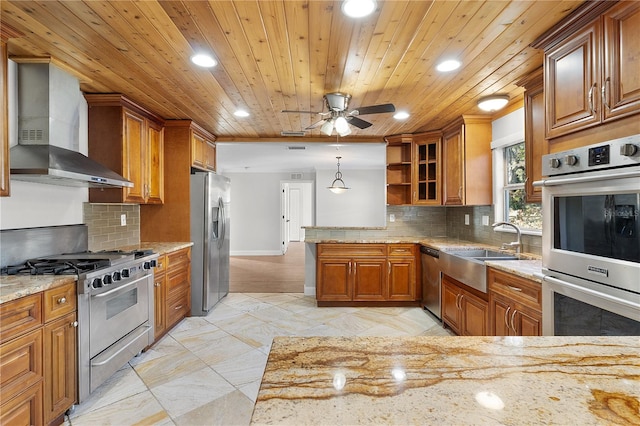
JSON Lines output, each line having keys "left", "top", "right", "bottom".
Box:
{"left": 234, "top": 109, "right": 250, "bottom": 117}
{"left": 436, "top": 59, "right": 461, "bottom": 72}
{"left": 393, "top": 111, "right": 410, "bottom": 120}
{"left": 342, "top": 0, "right": 377, "bottom": 18}
{"left": 477, "top": 95, "right": 510, "bottom": 112}
{"left": 191, "top": 53, "right": 217, "bottom": 68}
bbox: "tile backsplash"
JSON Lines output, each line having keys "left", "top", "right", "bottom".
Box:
{"left": 84, "top": 203, "right": 140, "bottom": 251}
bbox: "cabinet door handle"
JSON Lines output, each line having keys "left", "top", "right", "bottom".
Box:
{"left": 588, "top": 83, "right": 597, "bottom": 114}
{"left": 388, "top": 262, "right": 391, "bottom": 276}
{"left": 507, "top": 285, "right": 522, "bottom": 292}
{"left": 504, "top": 306, "right": 511, "bottom": 330}
{"left": 458, "top": 186, "right": 462, "bottom": 200}
{"left": 510, "top": 309, "right": 518, "bottom": 333}
{"left": 154, "top": 282, "right": 161, "bottom": 287}
{"left": 348, "top": 261, "right": 352, "bottom": 276}
{"left": 71, "top": 321, "right": 78, "bottom": 328}
{"left": 57, "top": 297, "right": 67, "bottom": 304}
{"left": 174, "top": 305, "right": 183, "bottom": 310}
{"left": 601, "top": 77, "right": 611, "bottom": 110}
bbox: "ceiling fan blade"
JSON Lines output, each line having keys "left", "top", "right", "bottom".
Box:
{"left": 352, "top": 103, "right": 396, "bottom": 115}
{"left": 347, "top": 116, "right": 373, "bottom": 129}
{"left": 281, "top": 109, "right": 323, "bottom": 114}
{"left": 305, "top": 119, "right": 327, "bottom": 130}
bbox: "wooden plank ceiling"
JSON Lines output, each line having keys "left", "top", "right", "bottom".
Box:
{"left": 1, "top": 0, "right": 583, "bottom": 142}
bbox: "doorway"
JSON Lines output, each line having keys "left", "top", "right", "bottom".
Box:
{"left": 280, "top": 181, "right": 313, "bottom": 254}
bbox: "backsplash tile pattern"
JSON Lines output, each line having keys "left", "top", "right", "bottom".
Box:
{"left": 84, "top": 203, "right": 140, "bottom": 251}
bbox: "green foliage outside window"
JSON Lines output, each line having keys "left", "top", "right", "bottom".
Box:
{"left": 504, "top": 142, "right": 542, "bottom": 231}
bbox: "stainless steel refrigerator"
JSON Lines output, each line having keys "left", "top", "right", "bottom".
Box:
{"left": 190, "top": 172, "right": 231, "bottom": 316}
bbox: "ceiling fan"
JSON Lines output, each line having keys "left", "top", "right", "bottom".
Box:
{"left": 282, "top": 92, "right": 396, "bottom": 136}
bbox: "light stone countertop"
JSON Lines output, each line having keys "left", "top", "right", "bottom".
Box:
{"left": 252, "top": 335, "right": 640, "bottom": 425}
{"left": 0, "top": 242, "right": 193, "bottom": 305}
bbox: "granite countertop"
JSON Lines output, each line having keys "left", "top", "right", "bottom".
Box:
{"left": 0, "top": 241, "right": 193, "bottom": 305}
{"left": 252, "top": 336, "right": 640, "bottom": 425}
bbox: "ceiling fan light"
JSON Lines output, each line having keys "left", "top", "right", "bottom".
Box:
{"left": 320, "top": 120, "right": 334, "bottom": 136}
{"left": 477, "top": 95, "right": 510, "bottom": 112}
{"left": 334, "top": 116, "right": 350, "bottom": 134}
{"left": 342, "top": 0, "right": 377, "bottom": 18}
{"left": 191, "top": 53, "right": 217, "bottom": 68}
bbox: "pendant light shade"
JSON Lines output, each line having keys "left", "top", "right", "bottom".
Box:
{"left": 320, "top": 120, "right": 334, "bottom": 136}
{"left": 328, "top": 156, "right": 350, "bottom": 194}
{"left": 334, "top": 116, "right": 351, "bottom": 137}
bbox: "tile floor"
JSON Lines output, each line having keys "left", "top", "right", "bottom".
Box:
{"left": 66, "top": 293, "right": 452, "bottom": 425}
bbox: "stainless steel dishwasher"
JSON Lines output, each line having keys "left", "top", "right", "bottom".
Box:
{"left": 420, "top": 246, "right": 441, "bottom": 320}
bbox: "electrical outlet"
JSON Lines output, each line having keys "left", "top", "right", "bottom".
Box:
{"left": 389, "top": 214, "right": 396, "bottom": 223}
{"left": 482, "top": 215, "right": 490, "bottom": 226}
{"left": 120, "top": 214, "right": 127, "bottom": 226}
{"left": 464, "top": 214, "right": 470, "bottom": 225}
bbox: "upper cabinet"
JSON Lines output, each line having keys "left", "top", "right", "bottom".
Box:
{"left": 412, "top": 132, "right": 441, "bottom": 205}
{"left": 537, "top": 1, "right": 640, "bottom": 140}
{"left": 182, "top": 121, "right": 216, "bottom": 172}
{"left": 85, "top": 94, "right": 165, "bottom": 204}
{"left": 517, "top": 68, "right": 546, "bottom": 203}
{"left": 385, "top": 132, "right": 441, "bottom": 206}
{"left": 442, "top": 115, "right": 492, "bottom": 206}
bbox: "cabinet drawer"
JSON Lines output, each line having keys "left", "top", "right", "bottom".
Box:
{"left": 166, "top": 248, "right": 191, "bottom": 269}
{"left": 0, "top": 328, "right": 43, "bottom": 404}
{"left": 0, "top": 294, "right": 43, "bottom": 344}
{"left": 387, "top": 244, "right": 416, "bottom": 257}
{"left": 166, "top": 267, "right": 190, "bottom": 299}
{"left": 154, "top": 254, "right": 167, "bottom": 275}
{"left": 43, "top": 282, "right": 76, "bottom": 323}
{"left": 167, "top": 286, "right": 190, "bottom": 327}
{"left": 0, "top": 381, "right": 43, "bottom": 426}
{"left": 317, "top": 244, "right": 386, "bottom": 258}
{"left": 488, "top": 268, "right": 542, "bottom": 311}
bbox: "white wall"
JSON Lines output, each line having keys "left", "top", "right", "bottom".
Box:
{"left": 226, "top": 171, "right": 298, "bottom": 255}
{"left": 0, "top": 60, "right": 87, "bottom": 230}
{"left": 315, "top": 168, "right": 386, "bottom": 227}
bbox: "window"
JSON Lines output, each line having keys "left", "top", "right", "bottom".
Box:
{"left": 493, "top": 141, "right": 542, "bottom": 233}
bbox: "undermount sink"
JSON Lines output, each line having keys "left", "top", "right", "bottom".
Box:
{"left": 440, "top": 248, "right": 519, "bottom": 293}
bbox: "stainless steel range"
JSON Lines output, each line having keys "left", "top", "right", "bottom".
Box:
{"left": 1, "top": 229, "right": 157, "bottom": 403}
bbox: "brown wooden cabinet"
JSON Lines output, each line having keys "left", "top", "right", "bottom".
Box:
{"left": 488, "top": 267, "right": 542, "bottom": 337}
{"left": 153, "top": 247, "right": 191, "bottom": 342}
{"left": 188, "top": 125, "right": 217, "bottom": 172}
{"left": 385, "top": 134, "right": 413, "bottom": 205}
{"left": 0, "top": 282, "right": 77, "bottom": 426}
{"left": 517, "top": 68, "right": 546, "bottom": 203}
{"left": 316, "top": 243, "right": 419, "bottom": 305}
{"left": 412, "top": 132, "right": 441, "bottom": 205}
{"left": 442, "top": 116, "right": 492, "bottom": 206}
{"left": 541, "top": 1, "right": 640, "bottom": 140}
{"left": 85, "top": 94, "right": 165, "bottom": 204}
{"left": 441, "top": 274, "right": 489, "bottom": 336}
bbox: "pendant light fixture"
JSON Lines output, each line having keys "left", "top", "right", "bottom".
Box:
{"left": 328, "top": 156, "right": 350, "bottom": 194}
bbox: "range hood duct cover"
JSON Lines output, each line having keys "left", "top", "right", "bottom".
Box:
{"left": 10, "top": 63, "right": 132, "bottom": 188}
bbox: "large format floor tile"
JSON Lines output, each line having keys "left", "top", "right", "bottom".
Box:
{"left": 67, "top": 293, "right": 452, "bottom": 425}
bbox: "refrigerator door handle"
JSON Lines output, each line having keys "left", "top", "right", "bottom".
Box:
{"left": 218, "top": 197, "right": 225, "bottom": 249}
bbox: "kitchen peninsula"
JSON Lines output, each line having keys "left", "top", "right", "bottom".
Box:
{"left": 252, "top": 336, "right": 640, "bottom": 425}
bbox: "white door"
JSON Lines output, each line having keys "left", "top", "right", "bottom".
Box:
{"left": 289, "top": 187, "right": 301, "bottom": 241}
{"left": 281, "top": 183, "right": 290, "bottom": 254}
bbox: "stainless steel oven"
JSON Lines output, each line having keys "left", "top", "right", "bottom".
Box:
{"left": 535, "top": 135, "right": 640, "bottom": 335}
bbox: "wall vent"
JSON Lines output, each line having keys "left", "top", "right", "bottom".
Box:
{"left": 281, "top": 131, "right": 306, "bottom": 137}
{"left": 290, "top": 172, "right": 303, "bottom": 180}
{"left": 287, "top": 145, "right": 306, "bottom": 150}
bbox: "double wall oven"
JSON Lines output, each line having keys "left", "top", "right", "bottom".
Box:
{"left": 535, "top": 135, "right": 640, "bottom": 336}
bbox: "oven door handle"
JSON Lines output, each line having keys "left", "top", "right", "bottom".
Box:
{"left": 533, "top": 169, "right": 640, "bottom": 187}
{"left": 542, "top": 274, "right": 638, "bottom": 308}
{"left": 91, "top": 278, "right": 144, "bottom": 299}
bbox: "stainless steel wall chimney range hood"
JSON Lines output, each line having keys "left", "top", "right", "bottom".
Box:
{"left": 9, "top": 63, "right": 132, "bottom": 188}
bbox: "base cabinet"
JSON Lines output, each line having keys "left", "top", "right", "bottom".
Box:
{"left": 153, "top": 247, "right": 191, "bottom": 342}
{"left": 0, "top": 282, "right": 77, "bottom": 426}
{"left": 316, "top": 244, "right": 418, "bottom": 304}
{"left": 488, "top": 268, "right": 542, "bottom": 336}
{"left": 441, "top": 274, "right": 489, "bottom": 336}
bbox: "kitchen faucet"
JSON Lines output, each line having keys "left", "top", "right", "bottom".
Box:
{"left": 492, "top": 222, "right": 522, "bottom": 254}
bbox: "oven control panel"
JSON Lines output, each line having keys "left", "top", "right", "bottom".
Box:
{"left": 543, "top": 134, "right": 640, "bottom": 176}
